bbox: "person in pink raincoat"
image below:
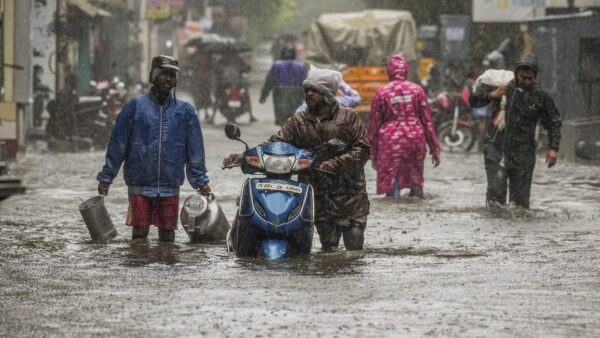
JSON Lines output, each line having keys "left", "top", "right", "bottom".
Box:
{"left": 368, "top": 53, "right": 441, "bottom": 198}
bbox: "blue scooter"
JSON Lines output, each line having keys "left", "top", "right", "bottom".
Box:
{"left": 223, "top": 123, "right": 346, "bottom": 259}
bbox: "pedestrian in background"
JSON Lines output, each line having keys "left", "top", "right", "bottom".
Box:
{"left": 470, "top": 54, "right": 561, "bottom": 208}
{"left": 97, "top": 55, "right": 211, "bottom": 242}
{"left": 259, "top": 45, "right": 307, "bottom": 125}
{"left": 368, "top": 53, "right": 441, "bottom": 199}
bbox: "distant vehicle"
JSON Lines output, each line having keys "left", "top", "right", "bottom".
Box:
{"left": 45, "top": 78, "right": 124, "bottom": 151}
{"left": 183, "top": 33, "right": 254, "bottom": 123}
{"left": 304, "top": 10, "right": 418, "bottom": 121}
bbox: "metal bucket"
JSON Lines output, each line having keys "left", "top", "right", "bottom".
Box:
{"left": 180, "top": 194, "right": 230, "bottom": 243}
{"left": 79, "top": 195, "right": 117, "bottom": 241}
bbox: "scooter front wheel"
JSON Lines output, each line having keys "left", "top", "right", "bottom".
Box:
{"left": 229, "top": 215, "right": 258, "bottom": 257}
{"left": 438, "top": 122, "right": 475, "bottom": 152}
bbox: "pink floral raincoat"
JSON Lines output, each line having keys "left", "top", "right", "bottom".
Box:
{"left": 368, "top": 54, "right": 440, "bottom": 194}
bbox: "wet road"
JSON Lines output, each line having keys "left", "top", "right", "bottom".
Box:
{"left": 2, "top": 48, "right": 600, "bottom": 337}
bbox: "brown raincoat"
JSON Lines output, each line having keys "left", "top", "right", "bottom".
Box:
{"left": 265, "top": 104, "right": 370, "bottom": 223}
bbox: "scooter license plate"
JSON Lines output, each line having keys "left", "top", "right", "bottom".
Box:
{"left": 256, "top": 182, "right": 302, "bottom": 194}
{"left": 228, "top": 100, "right": 242, "bottom": 108}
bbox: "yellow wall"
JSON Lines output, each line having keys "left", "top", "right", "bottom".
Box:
{"left": 0, "top": 102, "right": 17, "bottom": 120}
{"left": 1, "top": 0, "right": 17, "bottom": 141}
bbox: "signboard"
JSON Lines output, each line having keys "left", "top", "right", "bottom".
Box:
{"left": 546, "top": 0, "right": 600, "bottom": 6}
{"left": 440, "top": 15, "right": 471, "bottom": 61}
{"left": 473, "top": 0, "right": 546, "bottom": 22}
{"left": 170, "top": 0, "right": 186, "bottom": 12}
{"left": 146, "top": 0, "right": 170, "bottom": 19}
{"left": 145, "top": 0, "right": 186, "bottom": 19}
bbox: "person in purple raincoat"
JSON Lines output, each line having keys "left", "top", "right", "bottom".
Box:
{"left": 368, "top": 53, "right": 441, "bottom": 199}
{"left": 259, "top": 45, "right": 307, "bottom": 125}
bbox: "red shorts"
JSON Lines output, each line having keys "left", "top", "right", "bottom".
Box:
{"left": 126, "top": 195, "right": 180, "bottom": 230}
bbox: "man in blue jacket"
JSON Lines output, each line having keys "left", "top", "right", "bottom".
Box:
{"left": 97, "top": 55, "right": 211, "bottom": 242}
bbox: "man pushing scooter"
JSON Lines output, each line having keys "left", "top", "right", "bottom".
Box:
{"left": 224, "top": 66, "right": 370, "bottom": 251}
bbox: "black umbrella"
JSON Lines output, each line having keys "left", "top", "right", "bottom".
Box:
{"left": 187, "top": 33, "right": 252, "bottom": 53}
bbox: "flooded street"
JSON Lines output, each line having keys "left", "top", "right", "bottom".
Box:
{"left": 2, "top": 50, "right": 600, "bottom": 337}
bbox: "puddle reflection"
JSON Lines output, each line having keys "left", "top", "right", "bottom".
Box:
{"left": 234, "top": 250, "right": 368, "bottom": 276}
{"left": 366, "top": 246, "right": 485, "bottom": 259}
{"left": 120, "top": 243, "right": 182, "bottom": 267}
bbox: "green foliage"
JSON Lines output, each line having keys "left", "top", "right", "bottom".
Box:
{"left": 263, "top": 0, "right": 367, "bottom": 40}
{"left": 272, "top": 0, "right": 297, "bottom": 31}
{"left": 221, "top": 0, "right": 285, "bottom": 42}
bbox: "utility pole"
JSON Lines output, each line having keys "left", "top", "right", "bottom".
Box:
{"left": 55, "top": 0, "right": 68, "bottom": 94}
{"left": 53, "top": 0, "right": 73, "bottom": 146}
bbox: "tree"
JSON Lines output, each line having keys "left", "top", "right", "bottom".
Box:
{"left": 213, "top": 0, "right": 285, "bottom": 42}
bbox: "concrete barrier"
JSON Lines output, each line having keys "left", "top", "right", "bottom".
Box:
{"left": 560, "top": 116, "right": 600, "bottom": 162}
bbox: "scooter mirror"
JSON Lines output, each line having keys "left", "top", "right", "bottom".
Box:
{"left": 224, "top": 123, "right": 241, "bottom": 140}
{"left": 326, "top": 138, "right": 348, "bottom": 154}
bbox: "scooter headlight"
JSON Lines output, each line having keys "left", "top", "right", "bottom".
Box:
{"left": 262, "top": 154, "right": 295, "bottom": 174}
{"left": 292, "top": 158, "right": 313, "bottom": 172}
{"left": 245, "top": 155, "right": 264, "bottom": 169}
{"left": 261, "top": 239, "right": 289, "bottom": 260}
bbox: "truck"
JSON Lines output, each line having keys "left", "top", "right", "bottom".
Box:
{"left": 303, "top": 10, "right": 418, "bottom": 120}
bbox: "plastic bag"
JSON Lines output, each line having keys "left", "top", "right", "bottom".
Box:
{"left": 306, "top": 64, "right": 342, "bottom": 95}
{"left": 474, "top": 69, "right": 514, "bottom": 131}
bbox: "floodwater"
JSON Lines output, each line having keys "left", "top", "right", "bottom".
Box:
{"left": 2, "top": 46, "right": 600, "bottom": 337}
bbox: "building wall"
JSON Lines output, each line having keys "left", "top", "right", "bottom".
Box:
{"left": 532, "top": 15, "right": 600, "bottom": 120}
{"left": 1, "top": 0, "right": 33, "bottom": 160}
{"left": 2, "top": 0, "right": 15, "bottom": 101}
{"left": 14, "top": 0, "right": 32, "bottom": 104}
{"left": 31, "top": 0, "right": 57, "bottom": 98}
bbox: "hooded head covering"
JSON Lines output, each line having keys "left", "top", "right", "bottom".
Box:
{"left": 302, "top": 64, "right": 341, "bottom": 105}
{"left": 483, "top": 50, "right": 507, "bottom": 70}
{"left": 149, "top": 55, "right": 180, "bottom": 84}
{"left": 386, "top": 53, "right": 408, "bottom": 81}
{"left": 280, "top": 44, "right": 297, "bottom": 60}
{"left": 515, "top": 53, "right": 539, "bottom": 77}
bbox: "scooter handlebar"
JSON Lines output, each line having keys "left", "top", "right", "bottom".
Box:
{"left": 315, "top": 168, "right": 334, "bottom": 175}
{"left": 221, "top": 164, "right": 241, "bottom": 170}
{"left": 221, "top": 165, "right": 332, "bottom": 175}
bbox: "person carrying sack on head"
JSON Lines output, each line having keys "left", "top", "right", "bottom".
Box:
{"left": 470, "top": 54, "right": 561, "bottom": 208}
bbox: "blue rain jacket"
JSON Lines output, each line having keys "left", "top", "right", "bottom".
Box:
{"left": 97, "top": 92, "right": 209, "bottom": 191}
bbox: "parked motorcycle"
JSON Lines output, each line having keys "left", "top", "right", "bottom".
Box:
{"left": 89, "top": 77, "right": 127, "bottom": 117}
{"left": 432, "top": 87, "right": 478, "bottom": 152}
{"left": 46, "top": 78, "right": 125, "bottom": 151}
{"left": 429, "top": 91, "right": 452, "bottom": 130}
{"left": 222, "top": 124, "right": 348, "bottom": 259}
